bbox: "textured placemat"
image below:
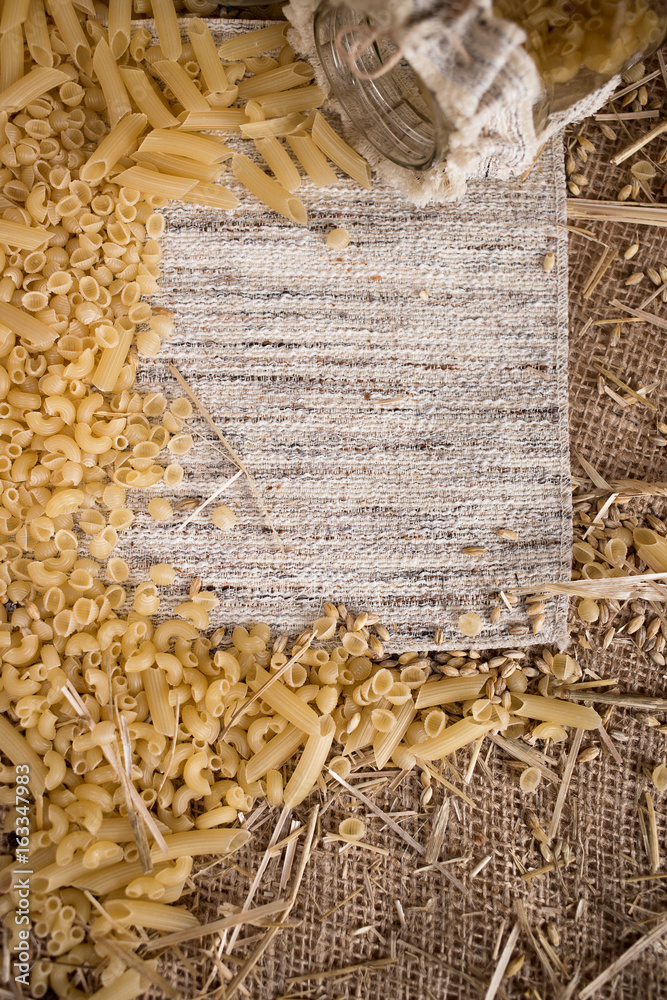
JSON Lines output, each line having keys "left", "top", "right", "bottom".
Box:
{"left": 129, "top": 21, "right": 572, "bottom": 651}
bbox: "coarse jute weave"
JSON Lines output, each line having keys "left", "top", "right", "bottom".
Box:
{"left": 128, "top": 17, "right": 571, "bottom": 653}
{"left": 142, "top": 25, "right": 666, "bottom": 1000}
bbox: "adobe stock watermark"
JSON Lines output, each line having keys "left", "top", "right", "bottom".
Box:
{"left": 13, "top": 763, "right": 32, "bottom": 987}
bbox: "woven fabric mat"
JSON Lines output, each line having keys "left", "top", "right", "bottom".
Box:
{"left": 135, "top": 20, "right": 572, "bottom": 652}
{"left": 144, "top": 32, "right": 667, "bottom": 1000}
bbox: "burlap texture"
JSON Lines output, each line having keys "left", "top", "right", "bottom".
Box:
{"left": 145, "top": 39, "right": 667, "bottom": 1000}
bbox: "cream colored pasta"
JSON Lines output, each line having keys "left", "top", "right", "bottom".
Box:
{"left": 150, "top": 563, "right": 176, "bottom": 586}
{"left": 181, "top": 182, "right": 239, "bottom": 211}
{"left": 24, "top": 0, "right": 52, "bottom": 67}
{"left": 253, "top": 136, "right": 301, "bottom": 192}
{"left": 119, "top": 67, "right": 179, "bottom": 130}
{"left": 232, "top": 153, "right": 307, "bottom": 225}
{"left": 179, "top": 109, "right": 247, "bottom": 131}
{"left": 513, "top": 694, "right": 601, "bottom": 730}
{"left": 188, "top": 18, "right": 229, "bottom": 93}
{"left": 0, "top": 66, "right": 70, "bottom": 114}
{"left": 92, "top": 38, "right": 131, "bottom": 128}
{"left": 80, "top": 113, "right": 148, "bottom": 183}
{"left": 311, "top": 112, "right": 372, "bottom": 189}
{"left": 415, "top": 674, "right": 487, "bottom": 710}
{"left": 115, "top": 166, "right": 198, "bottom": 200}
{"left": 244, "top": 724, "right": 306, "bottom": 783}
{"left": 48, "top": 0, "right": 90, "bottom": 68}
{"left": 108, "top": 0, "right": 132, "bottom": 59}
{"left": 241, "top": 113, "right": 305, "bottom": 139}
{"left": 283, "top": 715, "right": 335, "bottom": 808}
{"left": 327, "top": 227, "right": 350, "bottom": 250}
{"left": 132, "top": 583, "right": 160, "bottom": 616}
{"left": 408, "top": 718, "right": 496, "bottom": 762}
{"left": 217, "top": 23, "right": 288, "bottom": 61}
{"left": 151, "top": 0, "right": 182, "bottom": 61}
{"left": 338, "top": 817, "right": 365, "bottom": 840}
{"left": 287, "top": 134, "right": 339, "bottom": 187}
{"left": 256, "top": 84, "right": 326, "bottom": 117}
{"left": 238, "top": 62, "right": 315, "bottom": 101}
{"left": 519, "top": 767, "right": 541, "bottom": 793}
{"left": 153, "top": 59, "right": 210, "bottom": 113}
{"left": 211, "top": 504, "right": 236, "bottom": 531}
{"left": 163, "top": 463, "right": 184, "bottom": 487}
{"left": 373, "top": 699, "right": 417, "bottom": 769}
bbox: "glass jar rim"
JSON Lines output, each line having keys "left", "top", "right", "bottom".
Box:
{"left": 314, "top": 0, "right": 447, "bottom": 171}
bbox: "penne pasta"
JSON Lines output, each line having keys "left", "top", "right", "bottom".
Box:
{"left": 150, "top": 829, "right": 251, "bottom": 862}
{"left": 0, "top": 301, "right": 56, "bottom": 350}
{"left": 151, "top": 0, "right": 181, "bottom": 62}
{"left": 105, "top": 899, "right": 200, "bottom": 933}
{"left": 0, "top": 66, "right": 70, "bottom": 113}
{"left": 254, "top": 137, "right": 301, "bottom": 193}
{"left": 237, "top": 62, "right": 315, "bottom": 101}
{"left": 79, "top": 113, "right": 148, "bottom": 183}
{"left": 119, "top": 67, "right": 180, "bottom": 130}
{"left": 48, "top": 0, "right": 90, "bottom": 67}
{"left": 283, "top": 715, "right": 335, "bottom": 807}
{"left": 415, "top": 674, "right": 487, "bottom": 710}
{"left": 244, "top": 724, "right": 306, "bottom": 784}
{"left": 408, "top": 718, "right": 496, "bottom": 761}
{"left": 0, "top": 0, "right": 29, "bottom": 33}
{"left": 373, "top": 699, "right": 417, "bottom": 769}
{"left": 93, "top": 38, "right": 132, "bottom": 128}
{"left": 92, "top": 327, "right": 133, "bottom": 393}
{"left": 188, "top": 18, "right": 228, "bottom": 94}
{"left": 232, "top": 153, "right": 308, "bottom": 225}
{"left": 139, "top": 128, "right": 233, "bottom": 164}
{"left": 180, "top": 181, "right": 240, "bottom": 210}
{"left": 108, "top": 0, "right": 132, "bottom": 59}
{"left": 246, "top": 664, "right": 320, "bottom": 735}
{"left": 343, "top": 704, "right": 377, "bottom": 755}
{"left": 286, "top": 134, "right": 339, "bottom": 187}
{"left": 311, "top": 111, "right": 372, "bottom": 189}
{"left": 153, "top": 60, "right": 211, "bottom": 113}
{"left": 114, "top": 166, "right": 198, "bottom": 199}
{"left": 241, "top": 113, "right": 304, "bottom": 139}
{"left": 24, "top": 0, "right": 52, "bottom": 67}
{"left": 179, "top": 109, "right": 248, "bottom": 131}
{"left": 206, "top": 86, "right": 240, "bottom": 108}
{"left": 0, "top": 219, "right": 50, "bottom": 250}
{"left": 132, "top": 150, "right": 223, "bottom": 183}
{"left": 217, "top": 23, "right": 288, "bottom": 61}
{"left": 255, "top": 84, "right": 326, "bottom": 117}
{"left": 88, "top": 969, "right": 148, "bottom": 1000}
{"left": 1, "top": 26, "right": 24, "bottom": 94}
{"left": 512, "top": 694, "right": 601, "bottom": 730}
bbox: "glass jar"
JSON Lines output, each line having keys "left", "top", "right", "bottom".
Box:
{"left": 314, "top": 0, "right": 667, "bottom": 171}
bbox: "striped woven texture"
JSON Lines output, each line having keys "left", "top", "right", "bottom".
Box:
{"left": 133, "top": 19, "right": 571, "bottom": 650}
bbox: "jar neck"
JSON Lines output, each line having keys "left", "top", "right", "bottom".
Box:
{"left": 314, "top": 1, "right": 448, "bottom": 170}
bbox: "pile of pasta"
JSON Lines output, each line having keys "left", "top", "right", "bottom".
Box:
{"left": 494, "top": 0, "right": 664, "bottom": 83}
{"left": 0, "top": 4, "right": 601, "bottom": 998}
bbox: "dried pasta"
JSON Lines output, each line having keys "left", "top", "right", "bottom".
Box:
{"left": 283, "top": 716, "right": 335, "bottom": 807}
{"left": 119, "top": 67, "right": 180, "bottom": 130}
{"left": 232, "top": 153, "right": 308, "bottom": 225}
{"left": 0, "top": 13, "right": 599, "bottom": 998}
{"left": 217, "top": 23, "right": 288, "bottom": 61}
{"left": 311, "top": 111, "right": 372, "bottom": 189}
